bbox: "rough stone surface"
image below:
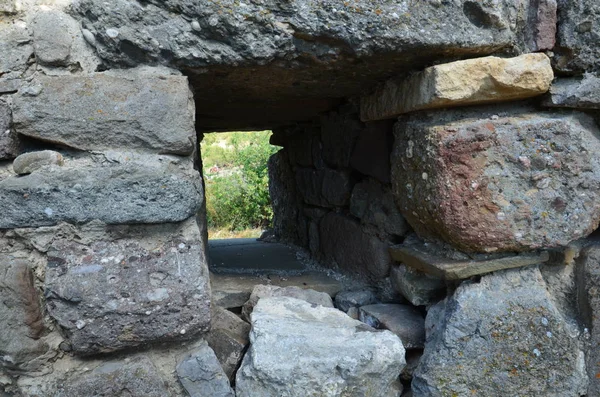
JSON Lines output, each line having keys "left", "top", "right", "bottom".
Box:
{"left": 319, "top": 212, "right": 392, "bottom": 280}
{"left": 392, "top": 108, "right": 600, "bottom": 252}
{"left": 359, "top": 304, "right": 426, "bottom": 349}
{"left": 361, "top": 53, "right": 553, "bottom": 121}
{"left": 71, "top": 0, "right": 539, "bottom": 130}
{"left": 0, "top": 161, "right": 202, "bottom": 228}
{"left": 13, "top": 151, "right": 64, "bottom": 175}
{"left": 334, "top": 289, "right": 378, "bottom": 313}
{"left": 176, "top": 342, "right": 235, "bottom": 397}
{"left": 205, "top": 305, "right": 251, "bottom": 382}
{"left": 350, "top": 178, "right": 409, "bottom": 238}
{"left": 390, "top": 265, "right": 446, "bottom": 307}
{"left": 0, "top": 255, "right": 51, "bottom": 374}
{"left": 242, "top": 284, "right": 333, "bottom": 321}
{"left": 413, "top": 266, "right": 588, "bottom": 397}
{"left": 544, "top": 75, "right": 600, "bottom": 109}
{"left": 0, "top": 100, "right": 19, "bottom": 160}
{"left": 295, "top": 167, "right": 352, "bottom": 208}
{"left": 554, "top": 0, "right": 600, "bottom": 74}
{"left": 13, "top": 72, "right": 195, "bottom": 155}
{"left": 32, "top": 10, "right": 76, "bottom": 66}
{"left": 55, "top": 356, "right": 169, "bottom": 397}
{"left": 0, "top": 0, "right": 16, "bottom": 13}
{"left": 320, "top": 104, "right": 361, "bottom": 168}
{"left": 0, "top": 22, "right": 33, "bottom": 80}
{"left": 44, "top": 220, "right": 211, "bottom": 355}
{"left": 526, "top": 0, "right": 557, "bottom": 51}
{"left": 350, "top": 120, "right": 394, "bottom": 183}
{"left": 236, "top": 296, "right": 406, "bottom": 397}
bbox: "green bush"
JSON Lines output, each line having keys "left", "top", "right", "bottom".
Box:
{"left": 202, "top": 131, "right": 278, "bottom": 232}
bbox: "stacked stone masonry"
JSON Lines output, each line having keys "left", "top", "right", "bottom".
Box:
{"left": 1, "top": 0, "right": 600, "bottom": 396}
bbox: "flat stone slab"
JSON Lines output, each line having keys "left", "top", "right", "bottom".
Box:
{"left": 359, "top": 304, "right": 426, "bottom": 349}
{"left": 0, "top": 162, "right": 202, "bottom": 228}
{"left": 361, "top": 53, "right": 553, "bottom": 121}
{"left": 543, "top": 75, "right": 600, "bottom": 109}
{"left": 13, "top": 72, "right": 195, "bottom": 154}
{"left": 44, "top": 220, "right": 211, "bottom": 355}
{"left": 177, "top": 342, "right": 235, "bottom": 397}
{"left": 390, "top": 264, "right": 446, "bottom": 306}
{"left": 389, "top": 244, "right": 549, "bottom": 280}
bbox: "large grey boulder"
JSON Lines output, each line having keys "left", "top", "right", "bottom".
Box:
{"left": 13, "top": 72, "right": 195, "bottom": 155}
{"left": 413, "top": 266, "right": 588, "bottom": 397}
{"left": 0, "top": 161, "right": 202, "bottom": 228}
{"left": 392, "top": 108, "right": 600, "bottom": 253}
{"left": 236, "top": 296, "right": 406, "bottom": 397}
{"left": 176, "top": 342, "right": 235, "bottom": 397}
{"left": 44, "top": 219, "right": 211, "bottom": 355}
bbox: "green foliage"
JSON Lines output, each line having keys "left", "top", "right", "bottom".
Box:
{"left": 202, "top": 130, "right": 278, "bottom": 232}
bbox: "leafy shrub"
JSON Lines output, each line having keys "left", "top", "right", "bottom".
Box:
{"left": 202, "top": 131, "right": 278, "bottom": 232}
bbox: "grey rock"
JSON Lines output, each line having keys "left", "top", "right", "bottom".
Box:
{"left": 319, "top": 212, "right": 392, "bottom": 280}
{"left": 525, "top": 0, "right": 557, "bottom": 51}
{"left": 401, "top": 349, "right": 423, "bottom": 382}
{"left": 0, "top": 162, "right": 202, "bottom": 228}
{"left": 0, "top": 0, "right": 15, "bottom": 14}
{"left": 0, "top": 255, "right": 51, "bottom": 374}
{"left": 350, "top": 178, "right": 409, "bottom": 238}
{"left": 32, "top": 10, "right": 75, "bottom": 66}
{"left": 346, "top": 306, "right": 359, "bottom": 320}
{"left": 44, "top": 220, "right": 211, "bottom": 355}
{"left": 242, "top": 284, "right": 333, "bottom": 321}
{"left": 392, "top": 108, "right": 600, "bottom": 253}
{"left": 205, "top": 306, "right": 251, "bottom": 382}
{"left": 295, "top": 167, "right": 353, "bottom": 208}
{"left": 12, "top": 150, "right": 63, "bottom": 175}
{"left": 177, "top": 342, "right": 235, "bottom": 397}
{"left": 390, "top": 265, "right": 446, "bottom": 307}
{"left": 13, "top": 73, "right": 195, "bottom": 155}
{"left": 350, "top": 120, "right": 394, "bottom": 183}
{"left": 334, "top": 289, "right": 378, "bottom": 313}
{"left": 544, "top": 75, "right": 600, "bottom": 109}
{"left": 320, "top": 104, "right": 361, "bottom": 168}
{"left": 56, "top": 356, "right": 169, "bottom": 397}
{"left": 236, "top": 296, "right": 406, "bottom": 397}
{"left": 555, "top": 0, "right": 600, "bottom": 74}
{"left": 0, "top": 22, "right": 32, "bottom": 79}
{"left": 359, "top": 304, "right": 425, "bottom": 349}
{"left": 413, "top": 266, "right": 588, "bottom": 397}
{"left": 0, "top": 100, "right": 18, "bottom": 161}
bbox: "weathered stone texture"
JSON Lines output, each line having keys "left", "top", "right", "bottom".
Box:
{"left": 0, "top": 23, "right": 33, "bottom": 79}
{"left": 319, "top": 212, "right": 393, "bottom": 280}
{"left": 334, "top": 289, "right": 377, "bottom": 313}
{"left": 320, "top": 105, "right": 361, "bottom": 168}
{"left": 295, "top": 167, "right": 352, "bottom": 208}
{"left": 0, "top": 162, "right": 202, "bottom": 228}
{"left": 0, "top": 100, "right": 19, "bottom": 160}
{"left": 44, "top": 220, "right": 211, "bottom": 355}
{"left": 0, "top": 0, "right": 16, "bottom": 14}
{"left": 13, "top": 151, "right": 64, "bottom": 175}
{"left": 544, "top": 75, "right": 600, "bottom": 109}
{"left": 236, "top": 297, "right": 405, "bottom": 397}
{"left": 390, "top": 265, "right": 446, "bottom": 307}
{"left": 177, "top": 342, "right": 235, "bottom": 397}
{"left": 526, "top": 0, "right": 557, "bottom": 51}
{"left": 13, "top": 72, "right": 195, "bottom": 155}
{"left": 392, "top": 109, "right": 600, "bottom": 252}
{"left": 359, "top": 304, "right": 426, "bottom": 349}
{"left": 32, "top": 10, "right": 76, "bottom": 66}
{"left": 413, "top": 266, "right": 588, "bottom": 397}
{"left": 361, "top": 53, "right": 553, "bottom": 121}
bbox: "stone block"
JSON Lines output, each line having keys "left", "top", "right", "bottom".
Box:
{"left": 32, "top": 10, "right": 76, "bottom": 66}
{"left": 359, "top": 304, "right": 425, "bottom": 349}
{"left": 44, "top": 220, "right": 211, "bottom": 355}
{"left": 295, "top": 167, "right": 352, "bottom": 208}
{"left": 236, "top": 297, "right": 405, "bottom": 397}
{"left": 391, "top": 109, "right": 600, "bottom": 252}
{"left": 350, "top": 120, "right": 394, "bottom": 183}
{"left": 390, "top": 264, "right": 446, "bottom": 307}
{"left": 320, "top": 104, "right": 361, "bottom": 168}
{"left": 361, "top": 53, "right": 553, "bottom": 121}
{"left": 543, "top": 75, "right": 600, "bottom": 109}
{"left": 0, "top": 100, "right": 18, "bottom": 161}
{"left": 413, "top": 267, "right": 588, "bottom": 397}
{"left": 177, "top": 342, "right": 235, "bottom": 397}
{"left": 13, "top": 151, "right": 63, "bottom": 175}
{"left": 0, "top": 22, "right": 32, "bottom": 78}
{"left": 319, "top": 212, "right": 392, "bottom": 280}
{"left": 526, "top": 0, "right": 557, "bottom": 51}
{"left": 0, "top": 161, "right": 202, "bottom": 228}
{"left": 13, "top": 72, "right": 195, "bottom": 155}
{"left": 334, "top": 289, "right": 378, "bottom": 312}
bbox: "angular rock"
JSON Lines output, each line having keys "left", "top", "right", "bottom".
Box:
{"left": 350, "top": 120, "right": 394, "bottom": 183}
{"left": 543, "top": 75, "right": 600, "bottom": 109}
{"left": 359, "top": 304, "right": 425, "bottom": 349}
{"left": 56, "top": 356, "right": 168, "bottom": 397}
{"left": 295, "top": 167, "right": 352, "bottom": 208}
{"left": 334, "top": 289, "right": 378, "bottom": 313}
{"left": 13, "top": 151, "right": 64, "bottom": 175}
{"left": 350, "top": 178, "right": 409, "bottom": 238}
{"left": 413, "top": 266, "right": 588, "bottom": 397}
{"left": 0, "top": 162, "right": 202, "bottom": 228}
{"left": 361, "top": 53, "right": 553, "bottom": 121}
{"left": 319, "top": 212, "right": 392, "bottom": 280}
{"left": 525, "top": 0, "right": 557, "bottom": 51}
{"left": 0, "top": 255, "right": 51, "bottom": 373}
{"left": 242, "top": 284, "right": 333, "bottom": 321}
{"left": 390, "top": 265, "right": 446, "bottom": 307}
{"left": 236, "top": 297, "right": 406, "bottom": 397}
{"left": 32, "top": 10, "right": 76, "bottom": 66}
{"left": 0, "top": 100, "right": 18, "bottom": 161}
{"left": 13, "top": 73, "right": 195, "bottom": 155}
{"left": 205, "top": 306, "right": 251, "bottom": 382}
{"left": 44, "top": 220, "right": 211, "bottom": 355}
{"left": 392, "top": 109, "right": 600, "bottom": 252}
{"left": 177, "top": 342, "right": 235, "bottom": 397}
{"left": 0, "top": 23, "right": 32, "bottom": 79}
